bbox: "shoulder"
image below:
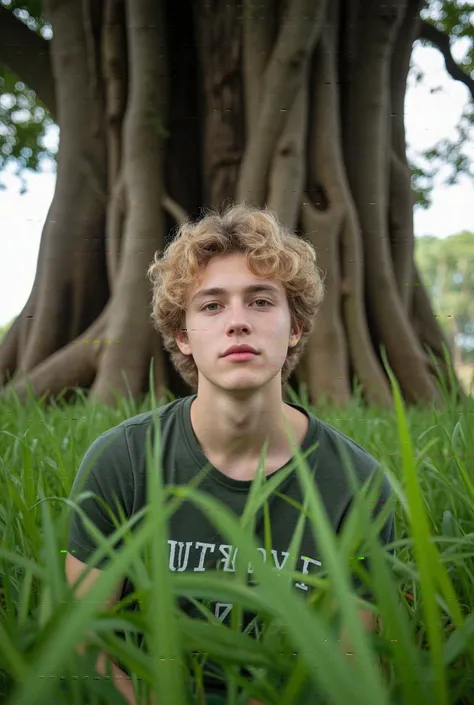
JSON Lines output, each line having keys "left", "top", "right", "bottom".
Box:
{"left": 317, "top": 417, "right": 377, "bottom": 462}
{"left": 74, "top": 396, "right": 185, "bottom": 480}
{"left": 316, "top": 417, "right": 378, "bottom": 466}
{"left": 315, "top": 417, "right": 391, "bottom": 500}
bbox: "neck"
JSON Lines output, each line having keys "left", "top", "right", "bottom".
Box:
{"left": 190, "top": 387, "right": 301, "bottom": 465}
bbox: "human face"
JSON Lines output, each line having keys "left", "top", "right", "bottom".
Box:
{"left": 175, "top": 252, "right": 302, "bottom": 392}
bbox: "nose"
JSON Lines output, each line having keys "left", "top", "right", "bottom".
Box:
{"left": 226, "top": 322, "right": 251, "bottom": 335}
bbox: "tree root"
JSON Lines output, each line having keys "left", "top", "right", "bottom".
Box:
{"left": 389, "top": 151, "right": 415, "bottom": 309}
{"left": 90, "top": 0, "right": 170, "bottom": 405}
{"left": 106, "top": 172, "right": 126, "bottom": 290}
{"left": 0, "top": 315, "right": 20, "bottom": 386}
{"left": 342, "top": 0, "right": 443, "bottom": 407}
{"left": 0, "top": 305, "right": 109, "bottom": 405}
{"left": 411, "top": 264, "right": 467, "bottom": 404}
{"left": 267, "top": 77, "right": 308, "bottom": 229}
{"left": 304, "top": 11, "right": 393, "bottom": 410}
{"left": 301, "top": 199, "right": 351, "bottom": 407}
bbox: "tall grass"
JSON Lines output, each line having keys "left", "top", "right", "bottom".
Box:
{"left": 0, "top": 357, "right": 473, "bottom": 705}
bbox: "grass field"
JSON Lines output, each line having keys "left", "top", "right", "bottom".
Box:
{"left": 0, "top": 362, "right": 473, "bottom": 705}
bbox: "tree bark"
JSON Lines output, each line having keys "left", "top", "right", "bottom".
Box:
{"left": 1, "top": 304, "right": 110, "bottom": 404}
{"left": 102, "top": 0, "right": 127, "bottom": 293}
{"left": 6, "top": 0, "right": 109, "bottom": 381}
{"left": 0, "top": 4, "right": 57, "bottom": 119}
{"left": 267, "top": 76, "right": 308, "bottom": 230}
{"left": 237, "top": 0, "right": 327, "bottom": 205}
{"left": 164, "top": 0, "right": 203, "bottom": 219}
{"left": 301, "top": 0, "right": 392, "bottom": 410}
{"left": 389, "top": 151, "right": 416, "bottom": 308}
{"left": 242, "top": 0, "right": 277, "bottom": 140}
{"left": 0, "top": 314, "right": 20, "bottom": 386}
{"left": 89, "top": 0, "right": 170, "bottom": 404}
{"left": 388, "top": 0, "right": 422, "bottom": 309}
{"left": 194, "top": 0, "right": 245, "bottom": 207}
{"left": 106, "top": 171, "right": 126, "bottom": 291}
{"left": 102, "top": 0, "right": 128, "bottom": 187}
{"left": 342, "top": 0, "right": 443, "bottom": 406}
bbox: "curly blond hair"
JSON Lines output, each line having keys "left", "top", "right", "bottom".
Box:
{"left": 147, "top": 203, "right": 326, "bottom": 393}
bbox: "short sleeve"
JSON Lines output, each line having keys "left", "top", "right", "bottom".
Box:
{"left": 67, "top": 425, "right": 134, "bottom": 569}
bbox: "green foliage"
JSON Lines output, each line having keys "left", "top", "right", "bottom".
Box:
{"left": 0, "top": 0, "right": 55, "bottom": 190}
{"left": 415, "top": 230, "right": 474, "bottom": 362}
{"left": 410, "top": 161, "right": 437, "bottom": 210}
{"left": 429, "top": 0, "right": 474, "bottom": 57}
{"left": 413, "top": 0, "right": 474, "bottom": 209}
{"left": 0, "top": 0, "right": 49, "bottom": 31}
{"left": 0, "top": 68, "right": 56, "bottom": 190}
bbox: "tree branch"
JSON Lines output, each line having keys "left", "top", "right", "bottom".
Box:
{"left": 418, "top": 20, "right": 474, "bottom": 101}
{"left": 0, "top": 5, "right": 57, "bottom": 120}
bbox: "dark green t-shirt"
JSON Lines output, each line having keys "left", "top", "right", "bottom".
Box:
{"left": 67, "top": 393, "right": 395, "bottom": 695}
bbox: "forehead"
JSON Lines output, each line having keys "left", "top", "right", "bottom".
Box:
{"left": 189, "top": 253, "right": 285, "bottom": 300}
{"left": 191, "top": 282, "right": 282, "bottom": 304}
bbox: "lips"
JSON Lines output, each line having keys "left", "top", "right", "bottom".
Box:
{"left": 222, "top": 345, "right": 258, "bottom": 357}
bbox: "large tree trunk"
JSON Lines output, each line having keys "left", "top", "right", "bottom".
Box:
{"left": 0, "top": 0, "right": 467, "bottom": 410}
{"left": 389, "top": 0, "right": 422, "bottom": 312}
{"left": 341, "top": 0, "right": 446, "bottom": 406}
{"left": 195, "top": 0, "right": 245, "bottom": 208}
{"left": 1, "top": 0, "right": 109, "bottom": 384}
{"left": 89, "top": 0, "right": 169, "bottom": 404}
{"left": 298, "top": 0, "right": 392, "bottom": 409}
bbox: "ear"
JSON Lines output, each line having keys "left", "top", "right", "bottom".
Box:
{"left": 175, "top": 327, "right": 192, "bottom": 356}
{"left": 290, "top": 320, "right": 304, "bottom": 346}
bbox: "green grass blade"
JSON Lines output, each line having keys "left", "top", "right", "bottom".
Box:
{"left": 278, "top": 413, "right": 390, "bottom": 705}
{"left": 170, "top": 484, "right": 389, "bottom": 705}
{"left": 5, "top": 505, "right": 162, "bottom": 705}
{"left": 380, "top": 346, "right": 455, "bottom": 705}
{"left": 141, "top": 399, "right": 188, "bottom": 705}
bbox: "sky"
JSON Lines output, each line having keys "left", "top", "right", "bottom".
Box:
{"left": 0, "top": 41, "right": 473, "bottom": 328}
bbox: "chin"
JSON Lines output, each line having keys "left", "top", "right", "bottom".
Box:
{"left": 219, "top": 371, "right": 280, "bottom": 390}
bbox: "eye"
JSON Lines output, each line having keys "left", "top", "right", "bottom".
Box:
{"left": 202, "top": 299, "right": 273, "bottom": 312}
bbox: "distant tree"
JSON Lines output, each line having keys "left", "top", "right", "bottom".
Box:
{"left": 415, "top": 230, "right": 474, "bottom": 364}
{"left": 0, "top": 0, "right": 472, "bottom": 410}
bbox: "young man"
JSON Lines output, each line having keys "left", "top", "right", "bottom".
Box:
{"left": 66, "top": 204, "right": 395, "bottom": 704}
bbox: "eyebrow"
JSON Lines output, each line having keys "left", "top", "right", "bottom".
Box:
{"left": 191, "top": 284, "right": 281, "bottom": 303}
